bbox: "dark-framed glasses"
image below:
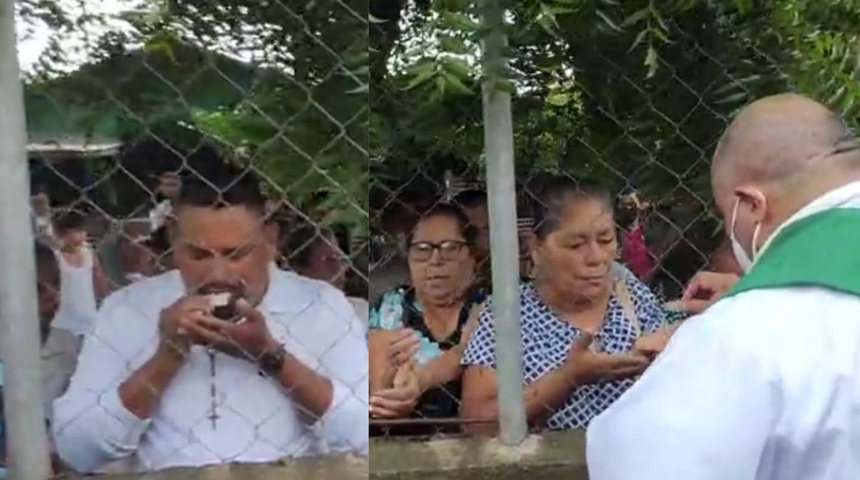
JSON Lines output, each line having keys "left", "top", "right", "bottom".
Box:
{"left": 408, "top": 240, "right": 468, "bottom": 262}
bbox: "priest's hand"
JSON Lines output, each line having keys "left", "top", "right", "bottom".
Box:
{"left": 634, "top": 329, "right": 671, "bottom": 359}
{"left": 674, "top": 271, "right": 740, "bottom": 314}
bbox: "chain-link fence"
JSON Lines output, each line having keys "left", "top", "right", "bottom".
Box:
{"left": 1, "top": 0, "right": 368, "bottom": 477}
{"left": 4, "top": 0, "right": 860, "bottom": 475}
{"left": 368, "top": 0, "right": 860, "bottom": 445}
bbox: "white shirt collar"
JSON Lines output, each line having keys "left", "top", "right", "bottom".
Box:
{"left": 757, "top": 180, "right": 860, "bottom": 259}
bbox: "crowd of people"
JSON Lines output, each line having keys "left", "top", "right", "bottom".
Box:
{"left": 370, "top": 92, "right": 860, "bottom": 480}
{"left": 366, "top": 177, "right": 728, "bottom": 435}
{"left": 3, "top": 92, "right": 860, "bottom": 480}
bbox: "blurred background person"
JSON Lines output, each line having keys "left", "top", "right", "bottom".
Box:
{"left": 145, "top": 172, "right": 181, "bottom": 270}
{"left": 452, "top": 190, "right": 489, "bottom": 251}
{"left": 1, "top": 243, "right": 64, "bottom": 478}
{"left": 118, "top": 237, "right": 160, "bottom": 285}
{"left": 618, "top": 190, "right": 657, "bottom": 283}
{"left": 368, "top": 203, "right": 486, "bottom": 436}
{"left": 286, "top": 224, "right": 368, "bottom": 330}
{"left": 41, "top": 211, "right": 110, "bottom": 415}
{"left": 31, "top": 190, "right": 56, "bottom": 248}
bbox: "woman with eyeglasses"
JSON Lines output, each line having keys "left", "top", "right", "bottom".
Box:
{"left": 368, "top": 203, "right": 486, "bottom": 436}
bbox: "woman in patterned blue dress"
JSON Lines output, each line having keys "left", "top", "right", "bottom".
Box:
{"left": 460, "top": 176, "right": 676, "bottom": 432}
{"left": 369, "top": 204, "right": 487, "bottom": 436}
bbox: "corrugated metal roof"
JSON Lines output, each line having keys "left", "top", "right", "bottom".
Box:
{"left": 26, "top": 138, "right": 122, "bottom": 160}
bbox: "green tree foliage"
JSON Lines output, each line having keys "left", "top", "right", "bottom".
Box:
{"left": 19, "top": 0, "right": 369, "bottom": 235}
{"left": 369, "top": 0, "right": 860, "bottom": 232}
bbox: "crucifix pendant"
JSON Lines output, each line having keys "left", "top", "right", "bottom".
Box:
{"left": 208, "top": 349, "right": 219, "bottom": 430}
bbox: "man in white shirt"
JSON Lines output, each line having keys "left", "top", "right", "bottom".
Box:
{"left": 42, "top": 211, "right": 110, "bottom": 417}
{"left": 587, "top": 94, "right": 860, "bottom": 480}
{"left": 52, "top": 165, "right": 368, "bottom": 473}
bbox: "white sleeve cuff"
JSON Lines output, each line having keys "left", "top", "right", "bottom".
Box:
{"left": 53, "top": 387, "right": 151, "bottom": 472}
{"left": 98, "top": 388, "right": 152, "bottom": 451}
{"left": 316, "top": 379, "right": 368, "bottom": 456}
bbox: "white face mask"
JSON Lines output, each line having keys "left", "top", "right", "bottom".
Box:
{"left": 729, "top": 198, "right": 761, "bottom": 273}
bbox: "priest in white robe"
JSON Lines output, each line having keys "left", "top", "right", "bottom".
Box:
{"left": 587, "top": 93, "right": 860, "bottom": 480}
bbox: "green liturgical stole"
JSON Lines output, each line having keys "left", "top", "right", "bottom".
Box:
{"left": 724, "top": 208, "right": 860, "bottom": 299}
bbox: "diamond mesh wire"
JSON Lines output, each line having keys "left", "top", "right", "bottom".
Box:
{"left": 368, "top": 0, "right": 860, "bottom": 439}
{"left": 5, "top": 0, "right": 369, "bottom": 476}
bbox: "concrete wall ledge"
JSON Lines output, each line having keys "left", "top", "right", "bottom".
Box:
{"left": 370, "top": 431, "right": 588, "bottom": 480}
{"left": 64, "top": 455, "right": 367, "bottom": 480}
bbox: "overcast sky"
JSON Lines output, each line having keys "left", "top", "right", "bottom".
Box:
{"left": 15, "top": 0, "right": 136, "bottom": 74}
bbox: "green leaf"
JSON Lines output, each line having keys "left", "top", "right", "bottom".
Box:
{"left": 495, "top": 79, "right": 518, "bottom": 95}
{"left": 439, "top": 35, "right": 471, "bottom": 55}
{"left": 734, "top": 0, "right": 753, "bottom": 15}
{"left": 713, "top": 91, "right": 750, "bottom": 105}
{"left": 440, "top": 11, "right": 481, "bottom": 32}
{"left": 346, "top": 84, "right": 368, "bottom": 94}
{"left": 644, "top": 45, "right": 659, "bottom": 78}
{"left": 596, "top": 9, "right": 623, "bottom": 32}
{"left": 537, "top": 13, "right": 560, "bottom": 37}
{"left": 547, "top": 92, "right": 571, "bottom": 106}
{"left": 650, "top": 8, "right": 669, "bottom": 32}
{"left": 629, "top": 29, "right": 649, "bottom": 52}
{"left": 404, "top": 64, "right": 438, "bottom": 90}
{"left": 621, "top": 8, "right": 650, "bottom": 28}
{"left": 442, "top": 56, "right": 476, "bottom": 79}
{"left": 442, "top": 72, "right": 472, "bottom": 94}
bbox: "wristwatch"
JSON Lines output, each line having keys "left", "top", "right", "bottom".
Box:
{"left": 257, "top": 344, "right": 287, "bottom": 377}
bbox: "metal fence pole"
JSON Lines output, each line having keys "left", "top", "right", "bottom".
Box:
{"left": 0, "top": 0, "right": 52, "bottom": 478}
{"left": 480, "top": 0, "right": 528, "bottom": 446}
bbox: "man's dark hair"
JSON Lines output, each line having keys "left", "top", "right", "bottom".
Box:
{"left": 175, "top": 150, "right": 266, "bottom": 215}
{"left": 53, "top": 211, "right": 87, "bottom": 234}
{"left": 285, "top": 224, "right": 335, "bottom": 270}
{"left": 452, "top": 189, "right": 487, "bottom": 209}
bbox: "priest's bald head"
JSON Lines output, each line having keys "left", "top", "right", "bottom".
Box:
{"left": 710, "top": 93, "right": 860, "bottom": 270}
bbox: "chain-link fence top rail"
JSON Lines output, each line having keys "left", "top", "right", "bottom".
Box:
{"left": 9, "top": 0, "right": 370, "bottom": 476}
{"left": 366, "top": 0, "right": 860, "bottom": 438}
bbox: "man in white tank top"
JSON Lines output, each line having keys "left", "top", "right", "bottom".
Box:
{"left": 41, "top": 211, "right": 110, "bottom": 415}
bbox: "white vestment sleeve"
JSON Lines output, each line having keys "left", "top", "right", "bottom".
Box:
{"left": 312, "top": 316, "right": 369, "bottom": 456}
{"left": 296, "top": 286, "right": 369, "bottom": 456}
{"left": 51, "top": 293, "right": 153, "bottom": 473}
{"left": 587, "top": 302, "right": 777, "bottom": 480}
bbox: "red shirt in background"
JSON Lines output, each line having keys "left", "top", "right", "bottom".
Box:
{"left": 622, "top": 224, "right": 655, "bottom": 282}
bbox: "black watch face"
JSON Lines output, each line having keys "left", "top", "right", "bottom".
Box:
{"left": 262, "top": 347, "right": 286, "bottom": 374}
